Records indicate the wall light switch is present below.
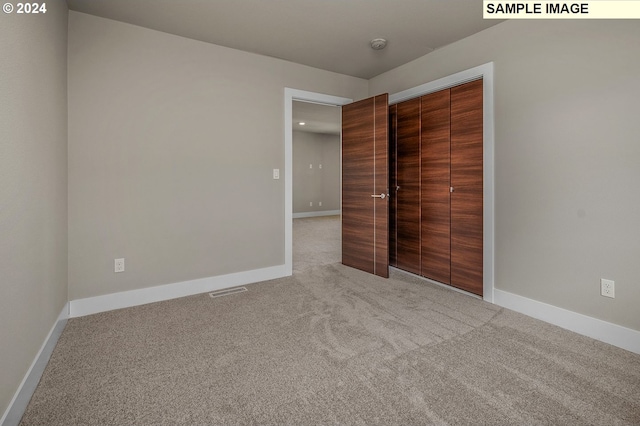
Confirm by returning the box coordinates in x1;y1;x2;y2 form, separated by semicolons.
273;169;280;180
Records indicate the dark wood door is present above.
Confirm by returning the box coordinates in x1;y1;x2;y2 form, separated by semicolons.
421;89;452;284
450;79;483;295
342;94;389;278
395;98;422;275
389;104;398;268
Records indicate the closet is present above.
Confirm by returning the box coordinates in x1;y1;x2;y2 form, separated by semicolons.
389;79;483;296
390;98;421;275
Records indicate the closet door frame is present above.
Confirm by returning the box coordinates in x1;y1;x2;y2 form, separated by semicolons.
389;62;495;303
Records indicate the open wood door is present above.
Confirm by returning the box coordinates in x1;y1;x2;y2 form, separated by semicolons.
342;94;389;278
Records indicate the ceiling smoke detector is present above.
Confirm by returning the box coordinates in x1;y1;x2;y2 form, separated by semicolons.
370;38;387;50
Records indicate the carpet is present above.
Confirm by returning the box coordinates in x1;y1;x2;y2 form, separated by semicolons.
19;217;640;425
19;264;640;425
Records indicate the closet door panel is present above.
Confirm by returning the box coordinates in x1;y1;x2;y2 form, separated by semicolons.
421;90;451;284
396;98;421;275
450;79;483;295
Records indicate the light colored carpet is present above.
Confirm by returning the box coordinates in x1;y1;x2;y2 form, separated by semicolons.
293;215;341;272
19;217;640;425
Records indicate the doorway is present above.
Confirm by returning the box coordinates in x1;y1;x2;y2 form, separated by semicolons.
291;100;342;272
284;89;352;276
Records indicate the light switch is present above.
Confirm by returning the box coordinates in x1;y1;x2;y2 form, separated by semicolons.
273;169;280;180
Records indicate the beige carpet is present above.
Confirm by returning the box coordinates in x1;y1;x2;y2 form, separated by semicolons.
19;217;640;425
293;215;341;272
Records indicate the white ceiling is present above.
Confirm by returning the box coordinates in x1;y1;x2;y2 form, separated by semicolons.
293;101;341;136
66;0;501;79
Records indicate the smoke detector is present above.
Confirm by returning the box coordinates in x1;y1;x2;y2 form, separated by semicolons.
370;38;387;50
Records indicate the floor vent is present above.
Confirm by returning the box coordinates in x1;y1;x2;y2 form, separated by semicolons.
209;287;248;298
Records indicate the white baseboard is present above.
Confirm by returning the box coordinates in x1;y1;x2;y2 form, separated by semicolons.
1;303;69;426
69;264;289;318
293;210;340;219
494;289;640;355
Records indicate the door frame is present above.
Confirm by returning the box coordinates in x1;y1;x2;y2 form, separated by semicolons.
284;88;353;276
389;62;495;303
284;62;494;301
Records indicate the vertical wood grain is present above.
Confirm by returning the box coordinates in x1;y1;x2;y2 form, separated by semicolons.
421;89;452;284
450;79;483;296
342;94;389;278
396;98;421;275
374;94;390;278
342;97;375;274
389;104;398;268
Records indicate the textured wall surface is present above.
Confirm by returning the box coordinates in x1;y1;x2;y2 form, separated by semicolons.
293;131;340;213
371;20;640;331
0;2;69;417
68;12;367;300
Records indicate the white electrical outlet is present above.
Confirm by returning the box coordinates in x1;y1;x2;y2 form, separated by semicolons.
115;258;125;273
319;201;322;207
319;164;322;169
309;164;313;169
600;278;614;298
273;169;280;180
309;202;313;207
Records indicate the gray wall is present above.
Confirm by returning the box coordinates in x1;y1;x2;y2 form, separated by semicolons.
293;131;340;214
370;20;640;331
0;1;68;417
68;12;368;300
4;11;638;418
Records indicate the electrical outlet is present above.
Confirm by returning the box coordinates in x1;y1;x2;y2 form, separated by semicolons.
115;258;125;273
319;201;322;207
273;168;280;180
600;278;614;298
309;202;313;207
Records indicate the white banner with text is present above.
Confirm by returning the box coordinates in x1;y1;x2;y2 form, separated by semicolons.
484;1;640;19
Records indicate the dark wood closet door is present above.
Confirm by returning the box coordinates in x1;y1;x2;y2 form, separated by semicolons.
389;104;398;268
450;79;483;295
342;94;389;278
421;89;451;284
395;98;421;275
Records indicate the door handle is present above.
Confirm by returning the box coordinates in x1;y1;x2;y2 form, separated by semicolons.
371;193;386;199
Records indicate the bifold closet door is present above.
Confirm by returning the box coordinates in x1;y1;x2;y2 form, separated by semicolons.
421;89;451;284
450;80;483;295
342;94;389;278
395;98;422;275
